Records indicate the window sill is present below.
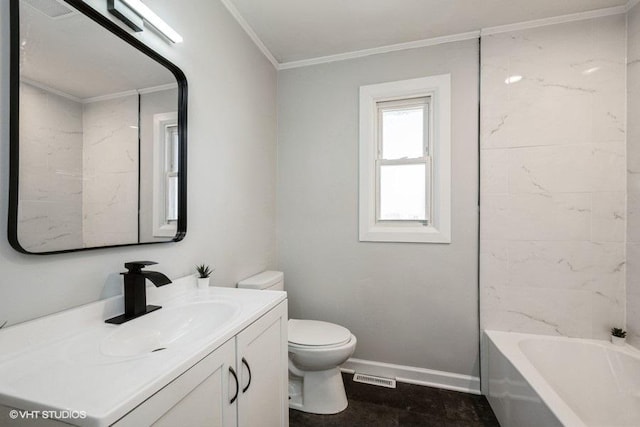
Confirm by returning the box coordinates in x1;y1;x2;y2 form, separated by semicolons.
153;223;177;238
359;224;451;243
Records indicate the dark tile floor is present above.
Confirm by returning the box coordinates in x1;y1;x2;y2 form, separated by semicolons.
289;374;500;427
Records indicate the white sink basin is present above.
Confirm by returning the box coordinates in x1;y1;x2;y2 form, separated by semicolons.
101;301;239;357
0;277;287;427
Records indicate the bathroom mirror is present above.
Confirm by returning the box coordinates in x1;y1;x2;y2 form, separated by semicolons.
8;0;187;254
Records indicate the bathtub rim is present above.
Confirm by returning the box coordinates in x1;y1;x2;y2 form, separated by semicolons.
484;330;640;427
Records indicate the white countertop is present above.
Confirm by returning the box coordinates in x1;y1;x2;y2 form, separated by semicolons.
0;276;286;426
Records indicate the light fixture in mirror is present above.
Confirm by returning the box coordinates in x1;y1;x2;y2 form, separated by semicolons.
8;0;187;254
108;0;184;43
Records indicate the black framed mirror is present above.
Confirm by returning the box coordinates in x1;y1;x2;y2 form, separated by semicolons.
8;0;187;254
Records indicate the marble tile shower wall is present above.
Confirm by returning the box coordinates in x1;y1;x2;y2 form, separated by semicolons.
82;95;139;248
18;88;139;251
18;83;84;252
627;3;640;346
480;15;626;339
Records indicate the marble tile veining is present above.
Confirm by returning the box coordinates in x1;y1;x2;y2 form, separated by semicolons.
18;83;140;251
82;95;139;248
480;14;626;340
18;83;83;251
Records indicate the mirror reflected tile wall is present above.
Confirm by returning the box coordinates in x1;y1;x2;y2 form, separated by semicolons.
82;95;139;248
18;86;140;251
480;14;626;340
19;82;84;251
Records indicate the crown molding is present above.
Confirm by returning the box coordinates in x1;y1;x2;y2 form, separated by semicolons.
218;0;279;69
481;5;626;36
223;2;629;71
20;78;82;103
278;31;480;70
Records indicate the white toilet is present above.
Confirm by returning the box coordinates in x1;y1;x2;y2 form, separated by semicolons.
237;271;357;414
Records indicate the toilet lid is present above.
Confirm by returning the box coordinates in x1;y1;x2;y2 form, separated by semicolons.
288;319;351;347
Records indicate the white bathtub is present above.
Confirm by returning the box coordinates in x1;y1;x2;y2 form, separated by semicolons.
484;330;640;427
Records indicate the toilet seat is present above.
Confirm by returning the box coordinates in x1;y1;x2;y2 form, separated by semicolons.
288;319;351;347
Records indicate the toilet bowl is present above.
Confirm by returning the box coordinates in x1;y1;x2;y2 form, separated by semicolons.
288;319;357;414
237;271;357;414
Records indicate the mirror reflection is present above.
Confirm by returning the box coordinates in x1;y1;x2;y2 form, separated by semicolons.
13;0;186;253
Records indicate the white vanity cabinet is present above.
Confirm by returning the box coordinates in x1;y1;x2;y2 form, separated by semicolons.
113;301;288;427
112;339;236;427
236;300;288;427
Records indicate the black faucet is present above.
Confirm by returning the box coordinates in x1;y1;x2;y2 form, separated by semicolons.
105;261;172;325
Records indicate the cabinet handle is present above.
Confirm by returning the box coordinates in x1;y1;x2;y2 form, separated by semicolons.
241;357;252;393
229;366;239;404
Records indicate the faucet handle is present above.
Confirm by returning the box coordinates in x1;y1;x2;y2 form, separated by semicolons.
124;261;158;273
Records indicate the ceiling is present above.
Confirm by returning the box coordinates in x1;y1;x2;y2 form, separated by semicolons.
21;0;175;99
226;0;628;65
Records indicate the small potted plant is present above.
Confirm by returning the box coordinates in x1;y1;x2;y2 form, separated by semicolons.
196;264;213;289
611;327;627;346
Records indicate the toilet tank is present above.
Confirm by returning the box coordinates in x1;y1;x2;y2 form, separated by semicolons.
237;271;284;291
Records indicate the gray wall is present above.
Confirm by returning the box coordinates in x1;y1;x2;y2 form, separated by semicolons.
277;40;480;377
0;0;277;325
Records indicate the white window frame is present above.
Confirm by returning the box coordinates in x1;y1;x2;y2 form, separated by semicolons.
152;112;178;238
359;75;451;243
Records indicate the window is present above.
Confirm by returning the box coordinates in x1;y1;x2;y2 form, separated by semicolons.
377;97;430;223
359;75;451;243
152;112;178;237
165;124;179;223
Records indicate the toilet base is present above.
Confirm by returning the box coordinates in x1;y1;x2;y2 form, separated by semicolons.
288;367;348;414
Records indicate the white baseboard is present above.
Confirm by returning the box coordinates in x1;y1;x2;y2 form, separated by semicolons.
341;358;481;395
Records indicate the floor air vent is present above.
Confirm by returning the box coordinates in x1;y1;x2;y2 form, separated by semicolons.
353;373;396;388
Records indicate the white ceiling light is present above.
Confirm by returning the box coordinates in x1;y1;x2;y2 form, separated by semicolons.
108;0;183;44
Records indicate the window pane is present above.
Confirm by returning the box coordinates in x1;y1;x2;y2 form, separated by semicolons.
381;107;424;159
166;176;178;222
167;125;179;173
379;164;426;221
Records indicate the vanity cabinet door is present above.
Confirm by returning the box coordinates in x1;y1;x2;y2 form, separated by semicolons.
112;339;237;427
236;301;288;427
